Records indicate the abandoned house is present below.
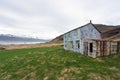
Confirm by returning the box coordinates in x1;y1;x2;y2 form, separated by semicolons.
64;22;120;58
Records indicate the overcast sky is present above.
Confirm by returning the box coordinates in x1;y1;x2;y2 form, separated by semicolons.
0;0;120;39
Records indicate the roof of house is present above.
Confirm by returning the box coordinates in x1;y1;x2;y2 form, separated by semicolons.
64;23;120;34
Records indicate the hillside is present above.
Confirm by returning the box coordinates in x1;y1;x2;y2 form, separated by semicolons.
51;34;63;43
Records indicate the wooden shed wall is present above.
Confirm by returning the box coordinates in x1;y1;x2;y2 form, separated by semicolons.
83;39;120;58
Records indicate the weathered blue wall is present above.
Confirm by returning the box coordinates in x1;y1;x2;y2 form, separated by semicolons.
80;24;101;39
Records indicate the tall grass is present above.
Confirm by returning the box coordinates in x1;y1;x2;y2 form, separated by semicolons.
0;46;120;80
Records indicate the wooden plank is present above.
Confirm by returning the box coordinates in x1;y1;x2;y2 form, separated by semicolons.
100;41;103;56
84;42;88;56
103;41;107;55
96;41;98;56
117;42;120;53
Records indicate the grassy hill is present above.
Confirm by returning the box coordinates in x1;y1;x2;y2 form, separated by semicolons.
0;46;120;80
50;35;63;43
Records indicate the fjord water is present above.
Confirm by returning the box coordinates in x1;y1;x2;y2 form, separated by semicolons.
0;41;46;45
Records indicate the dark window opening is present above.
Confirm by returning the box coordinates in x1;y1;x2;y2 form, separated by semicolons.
90;43;93;52
78;43;80;48
72;42;73;49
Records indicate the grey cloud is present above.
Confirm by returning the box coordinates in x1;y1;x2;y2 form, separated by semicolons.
0;0;120;39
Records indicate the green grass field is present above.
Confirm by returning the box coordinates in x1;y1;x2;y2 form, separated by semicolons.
0;46;120;80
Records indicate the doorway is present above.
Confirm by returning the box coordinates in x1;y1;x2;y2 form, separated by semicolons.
89;43;93;53
84;42;88;55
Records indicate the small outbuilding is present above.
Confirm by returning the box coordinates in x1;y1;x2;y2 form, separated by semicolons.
64;22;120;58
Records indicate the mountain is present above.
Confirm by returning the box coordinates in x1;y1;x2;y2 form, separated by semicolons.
0;34;49;42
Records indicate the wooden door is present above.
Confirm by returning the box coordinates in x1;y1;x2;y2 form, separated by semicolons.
84;42;88;55
100;41;107;56
103;41;107;55
100;41;103;56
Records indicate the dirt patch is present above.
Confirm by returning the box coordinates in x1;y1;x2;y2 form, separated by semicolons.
117;73;120;76
61;68;70;75
109;67;119;71
16;68;25;75
27;65;36;70
88;73;102;80
49;62;63;67
61;67;81;75
20;72;36;80
30;72;36;80
59;67;82;80
69;67;81;74
43;76;49;80
3;74;12;80
33;52;46;55
0;72;11;80
103;75;111;80
0;72;7;77
96;58;104;62
57;77;65;80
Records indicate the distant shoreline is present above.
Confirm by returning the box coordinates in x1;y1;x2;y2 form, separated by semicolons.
0;41;47;46
0;42;63;50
